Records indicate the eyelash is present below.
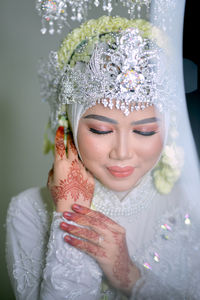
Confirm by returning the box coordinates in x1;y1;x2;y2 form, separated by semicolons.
133;130;157;136
89;128;113;135
89;128;157;136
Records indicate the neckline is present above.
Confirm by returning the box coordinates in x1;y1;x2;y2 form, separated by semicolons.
92;172;157;217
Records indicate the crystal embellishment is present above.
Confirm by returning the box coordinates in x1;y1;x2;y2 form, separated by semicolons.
36;0;151;34
161;224;172;231
143;262;152;270
39;18;174;130
117;69;145;93
36;0;68;34
153;252;160;263
184;214;191;225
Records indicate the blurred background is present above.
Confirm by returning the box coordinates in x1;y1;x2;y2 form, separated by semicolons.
0;0;199;298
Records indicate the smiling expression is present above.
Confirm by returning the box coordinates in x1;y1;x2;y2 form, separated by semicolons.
77;103;165;192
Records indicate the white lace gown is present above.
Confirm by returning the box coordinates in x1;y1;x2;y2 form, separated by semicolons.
6;174;200;300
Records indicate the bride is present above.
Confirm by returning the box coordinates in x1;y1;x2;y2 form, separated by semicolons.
6;1;200;299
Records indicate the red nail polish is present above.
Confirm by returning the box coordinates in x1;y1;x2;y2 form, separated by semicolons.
60;222;68;229
58;126;64;133
56;126;64;138
72;204;81;210
63;212;73;219
64;235;72;242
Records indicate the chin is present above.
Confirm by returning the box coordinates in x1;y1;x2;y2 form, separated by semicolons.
99;177;140;192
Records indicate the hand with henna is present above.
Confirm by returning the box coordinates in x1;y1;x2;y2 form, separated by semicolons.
60;204;141;295
47;126;94;212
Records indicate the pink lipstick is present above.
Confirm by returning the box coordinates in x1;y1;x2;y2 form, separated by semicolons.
107;166;134;178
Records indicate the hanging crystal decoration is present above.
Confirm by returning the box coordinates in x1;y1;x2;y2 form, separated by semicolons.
36;0;151;34
36;0;68;34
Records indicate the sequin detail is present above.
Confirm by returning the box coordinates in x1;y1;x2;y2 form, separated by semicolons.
143;262;152;270
184;214;191;225
153;252;160;263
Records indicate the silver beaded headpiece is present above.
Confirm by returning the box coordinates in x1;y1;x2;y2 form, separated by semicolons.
39;17;173;129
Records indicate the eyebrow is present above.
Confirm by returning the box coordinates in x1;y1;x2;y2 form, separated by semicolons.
83;114;160;125
131;117;160;125
83;114;118;124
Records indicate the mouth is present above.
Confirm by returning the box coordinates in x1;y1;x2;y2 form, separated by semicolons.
107;166;135;178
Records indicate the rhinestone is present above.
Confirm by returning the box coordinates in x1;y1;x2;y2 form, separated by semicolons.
49;28;55;35
143;262;152;270
41;27;47;34
184;214;191;225
162;234;169;240
153;252;160;263
102;99;108;107
161;224;172;231
118;69;144;93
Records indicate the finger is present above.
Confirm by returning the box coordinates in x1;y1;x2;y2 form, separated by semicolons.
67;133;78;160
60;222;99;244
64;235;107;259
54;126;67;161
72;204;122;232
63;212;108;232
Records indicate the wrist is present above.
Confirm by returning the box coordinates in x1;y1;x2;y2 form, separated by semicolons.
121;264;141;296
55;199;73;213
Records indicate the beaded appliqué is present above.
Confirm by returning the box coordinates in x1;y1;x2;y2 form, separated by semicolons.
131;208;196;295
91;173;157;220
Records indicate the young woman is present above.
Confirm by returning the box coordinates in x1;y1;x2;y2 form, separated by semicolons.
6;6;200;300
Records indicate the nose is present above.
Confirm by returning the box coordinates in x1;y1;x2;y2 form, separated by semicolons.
109;132;133;161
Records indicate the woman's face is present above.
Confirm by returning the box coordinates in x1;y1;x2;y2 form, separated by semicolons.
77;103;165;192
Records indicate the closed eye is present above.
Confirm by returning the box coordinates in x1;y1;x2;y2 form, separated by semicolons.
133;130;157;136
89;128;113;135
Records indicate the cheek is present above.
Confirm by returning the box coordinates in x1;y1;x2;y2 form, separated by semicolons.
78;128;108;163
137;135;163;164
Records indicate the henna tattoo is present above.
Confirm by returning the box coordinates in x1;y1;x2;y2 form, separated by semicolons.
112;231;133;288
55;126;65;159
72;205;116;226
51;159;94;203
64;212;108;230
84;242;107;258
61;222;99;242
65;235;107;258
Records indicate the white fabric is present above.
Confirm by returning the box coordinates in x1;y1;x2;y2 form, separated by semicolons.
5;175;200;299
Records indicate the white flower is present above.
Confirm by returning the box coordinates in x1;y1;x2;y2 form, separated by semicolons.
162;144;184;169
153;143;184;194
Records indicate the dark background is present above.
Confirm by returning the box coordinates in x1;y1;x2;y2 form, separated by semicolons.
184;0;200;157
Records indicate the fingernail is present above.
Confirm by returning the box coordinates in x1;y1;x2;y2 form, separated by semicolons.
58;126;64;132
64;235;72;242
72;204;81;210
60;222;68;229
63;212;73;219
56;126;64;138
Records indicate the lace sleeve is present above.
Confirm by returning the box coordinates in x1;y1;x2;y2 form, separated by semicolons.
6;188;103;300
6;189;51;300
40;212;103;300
